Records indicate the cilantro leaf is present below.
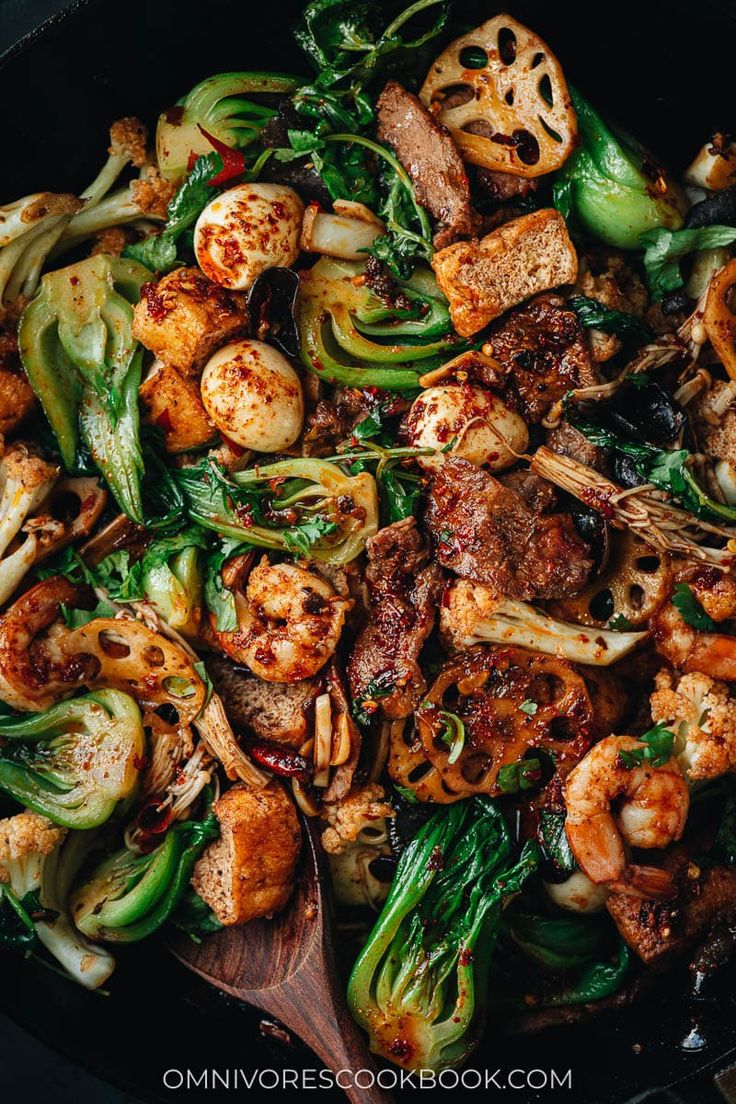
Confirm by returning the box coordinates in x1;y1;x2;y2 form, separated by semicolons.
124;152;223;272
608;613;634;631
282;516;338;557
60;597;117;629
619;721;674;769
497;756;543;794
672;583;716;632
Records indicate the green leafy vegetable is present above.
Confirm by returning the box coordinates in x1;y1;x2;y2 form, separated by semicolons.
553;88;685;250
519;699;538;716
176;456;378;564
203;537;249;633
640;224;736;300
672;583;716;632
156;72;301;182
139;525;209;635
171;888;224;943
608;613;634;631
347;797;538;1071
505;908;608;970
568;296;653;344
0;691;145;829
541;941;630;1006
124;153;221;271
18;255;152;522
619;721;674;769
70;794;219;943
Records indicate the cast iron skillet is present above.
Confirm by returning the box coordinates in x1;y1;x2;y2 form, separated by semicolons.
2;1;736;1100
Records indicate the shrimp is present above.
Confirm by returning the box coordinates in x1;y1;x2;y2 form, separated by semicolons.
565;735;689;898
651;601;736;680
221;558;352;683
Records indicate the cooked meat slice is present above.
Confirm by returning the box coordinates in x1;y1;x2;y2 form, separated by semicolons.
207;655;319;747
607;850;736;966
132;266;247;377
475;168;539;204
347;517;444;720
425;457;591;600
546;420;608;472
484;293;599;423
138;359;215;453
0;334;34;434
497;469;558;514
192;781;301;925
376;80;476;248
432;209;578;337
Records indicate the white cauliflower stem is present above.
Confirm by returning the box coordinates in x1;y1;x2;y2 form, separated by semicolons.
0;443;59;604
440;579;647;666
0;810;115;989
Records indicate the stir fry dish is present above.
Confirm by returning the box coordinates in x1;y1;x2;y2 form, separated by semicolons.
4;0;736;1074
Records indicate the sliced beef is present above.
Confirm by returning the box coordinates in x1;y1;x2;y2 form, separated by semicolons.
475;167;539;204
425;458;591;600
482;293;599;423
497;469;558;514
546;420;608;472
303;386;412;455
607;848;736;966
376;79;476;248
347;517;444;720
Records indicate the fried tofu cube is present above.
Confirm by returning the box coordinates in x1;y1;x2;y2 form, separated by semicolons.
132;266;246;376
431;208;579;337
192;782;301;925
138;359;215;453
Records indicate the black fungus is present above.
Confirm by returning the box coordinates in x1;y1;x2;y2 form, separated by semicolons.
660;289;694;316
386;790;433;856
610;451;648;489
367;855;397;882
570;501;610;574
605;379;686;445
247;268;300;358
686;186;736;229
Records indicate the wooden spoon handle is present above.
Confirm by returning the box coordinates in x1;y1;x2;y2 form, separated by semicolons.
260;988;392;1104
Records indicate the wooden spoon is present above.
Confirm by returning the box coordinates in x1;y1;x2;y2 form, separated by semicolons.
168;819;393;1104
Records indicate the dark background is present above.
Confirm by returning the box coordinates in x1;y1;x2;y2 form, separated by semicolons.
2;1;736;1102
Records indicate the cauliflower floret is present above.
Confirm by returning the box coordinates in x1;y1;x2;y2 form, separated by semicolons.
650;669;736;780
321;784;394;855
0;810;66;890
108;117;148;168
130;166;177;220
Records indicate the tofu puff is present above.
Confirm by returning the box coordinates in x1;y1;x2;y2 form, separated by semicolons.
192;782;301;925
132;266;247;377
